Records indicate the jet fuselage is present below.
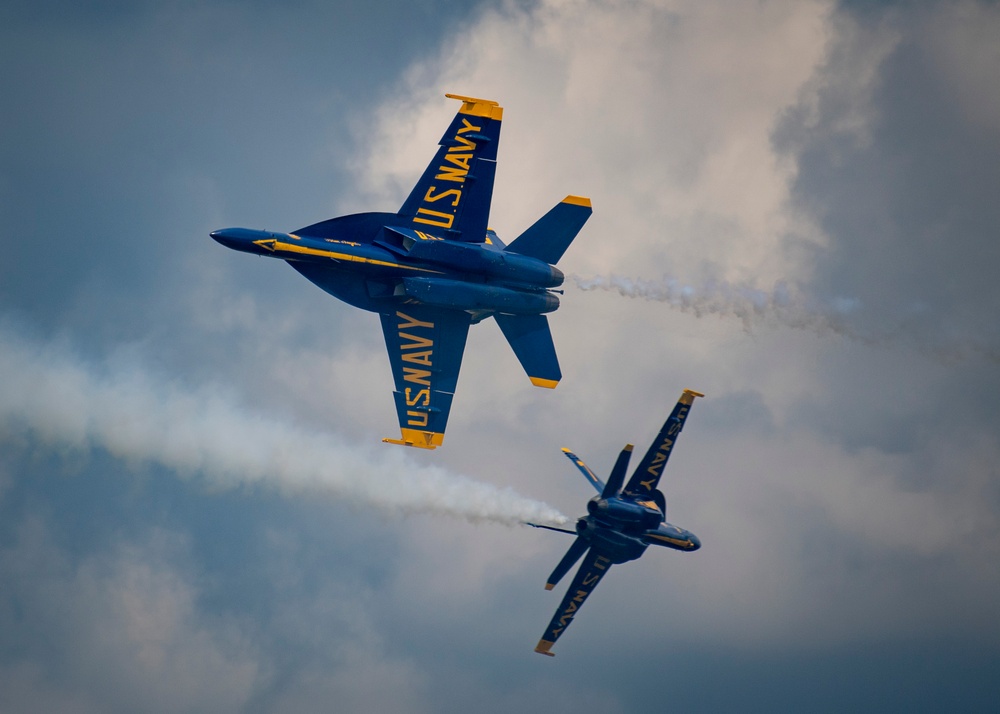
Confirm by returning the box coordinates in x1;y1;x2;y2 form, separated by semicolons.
210;223;564;316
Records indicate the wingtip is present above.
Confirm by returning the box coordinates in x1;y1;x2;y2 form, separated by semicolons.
680;389;705;405
382;437;438;450
544;583;555;591
562;195;592;208
534;640;556;656
530;376;560;389
445;93;503;120
382;429;444;450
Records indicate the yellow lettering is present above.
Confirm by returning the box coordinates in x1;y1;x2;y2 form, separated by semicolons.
456;118;482;134
406;410;429;427
405;388;430;407
423;186;462;206
581;572;600;587
447;135;476;151
398;332;433;350
414;207;455;229
639;478;655;491
595;556;611;570
396;311;434;331
403;367;431;386
434;164;468;183
442;153;472;172
402;350;433;366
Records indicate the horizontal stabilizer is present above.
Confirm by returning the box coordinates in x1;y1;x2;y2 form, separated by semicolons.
506;196;592;265
545;537;589;591
494;313;561;388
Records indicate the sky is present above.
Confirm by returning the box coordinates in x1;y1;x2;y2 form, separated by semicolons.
1;0;999;711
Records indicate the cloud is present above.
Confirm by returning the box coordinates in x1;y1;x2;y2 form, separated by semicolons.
0;322;566;527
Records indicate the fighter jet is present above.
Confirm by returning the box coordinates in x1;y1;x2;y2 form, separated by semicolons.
212;94;591;449
531;389;704;656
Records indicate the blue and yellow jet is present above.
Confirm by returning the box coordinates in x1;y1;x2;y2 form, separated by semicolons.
531;389;704;656
211;95;592;449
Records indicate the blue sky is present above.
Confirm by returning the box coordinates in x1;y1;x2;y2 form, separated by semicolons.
2;1;999;711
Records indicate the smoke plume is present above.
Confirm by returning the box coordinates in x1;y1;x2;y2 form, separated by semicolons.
571;273;1000;363
0;325;567;527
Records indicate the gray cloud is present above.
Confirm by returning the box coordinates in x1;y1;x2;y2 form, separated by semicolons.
0;323;565;526
3;0;1000;710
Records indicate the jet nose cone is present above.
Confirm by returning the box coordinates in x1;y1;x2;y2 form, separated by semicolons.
210;228;233;245
687;533;702;551
210;227;255;249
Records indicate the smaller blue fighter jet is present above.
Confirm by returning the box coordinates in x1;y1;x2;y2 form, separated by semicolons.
531;389;704;656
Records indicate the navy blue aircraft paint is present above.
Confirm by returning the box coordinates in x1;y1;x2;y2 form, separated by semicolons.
531;389;704;656
212;95;591;449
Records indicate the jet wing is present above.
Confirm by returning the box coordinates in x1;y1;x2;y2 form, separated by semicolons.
622;389;704;500
379;305;472;449
397;94;503;243
535;547;614;656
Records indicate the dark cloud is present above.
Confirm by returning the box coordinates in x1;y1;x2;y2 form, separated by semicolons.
776;2;1000;359
3;0;1000;711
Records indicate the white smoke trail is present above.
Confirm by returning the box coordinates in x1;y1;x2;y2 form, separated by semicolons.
572;273;859;335
0;326;567;527
571;273;1000;363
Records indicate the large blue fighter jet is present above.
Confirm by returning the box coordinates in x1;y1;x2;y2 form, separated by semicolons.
531;389;704;656
211;94;591;449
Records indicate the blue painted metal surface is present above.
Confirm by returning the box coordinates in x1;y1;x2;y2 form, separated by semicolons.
532;389;704;657
211;95;592;448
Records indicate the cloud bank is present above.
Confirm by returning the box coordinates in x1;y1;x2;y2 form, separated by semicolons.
0;323;566;528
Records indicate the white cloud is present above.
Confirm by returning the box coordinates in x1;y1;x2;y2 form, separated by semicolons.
355;0;834;286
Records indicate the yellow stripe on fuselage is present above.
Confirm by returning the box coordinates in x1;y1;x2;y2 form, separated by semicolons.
646;533;694;548
272;238;442;273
